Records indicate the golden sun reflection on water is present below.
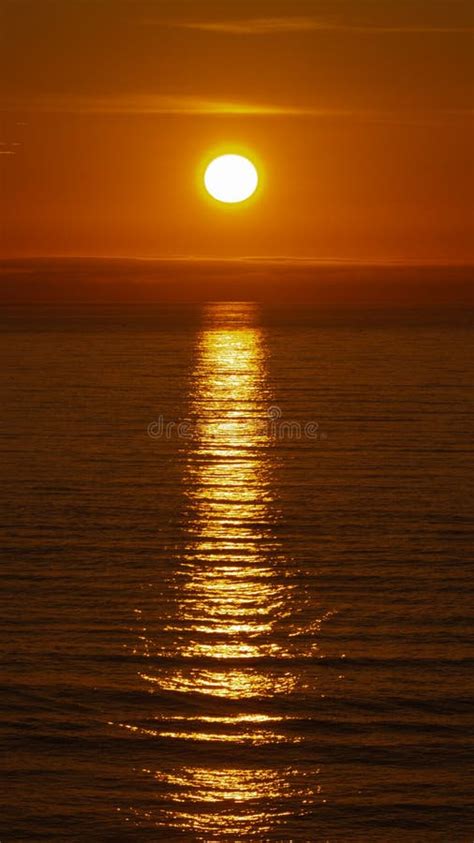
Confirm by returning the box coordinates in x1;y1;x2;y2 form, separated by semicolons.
124;766;319;838
122;304;327;837
141;304;301;699
139;667;297;701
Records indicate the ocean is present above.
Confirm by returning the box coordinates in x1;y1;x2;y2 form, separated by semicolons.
1;299;472;841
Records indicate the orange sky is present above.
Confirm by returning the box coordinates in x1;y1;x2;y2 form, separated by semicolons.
1;0;473;262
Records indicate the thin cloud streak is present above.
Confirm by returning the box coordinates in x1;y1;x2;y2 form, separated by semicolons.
1;94;303;116
1;94;307;116
145;16;473;35
2;95;472;126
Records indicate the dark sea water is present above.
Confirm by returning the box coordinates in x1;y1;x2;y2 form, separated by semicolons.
1;301;473;842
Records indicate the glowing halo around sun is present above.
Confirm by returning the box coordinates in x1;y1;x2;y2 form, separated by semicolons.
204;154;259;203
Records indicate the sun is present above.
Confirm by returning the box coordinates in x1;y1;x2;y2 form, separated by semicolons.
204;154;259;204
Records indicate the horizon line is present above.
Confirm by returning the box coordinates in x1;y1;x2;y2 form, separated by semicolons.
1;255;473;268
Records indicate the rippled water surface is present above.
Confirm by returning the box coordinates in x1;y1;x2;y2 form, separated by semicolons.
1;302;472;841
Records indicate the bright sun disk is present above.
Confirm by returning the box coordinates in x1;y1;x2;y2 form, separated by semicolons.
204;154;258;204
